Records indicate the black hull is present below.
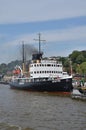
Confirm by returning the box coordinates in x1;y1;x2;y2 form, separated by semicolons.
9;78;73;93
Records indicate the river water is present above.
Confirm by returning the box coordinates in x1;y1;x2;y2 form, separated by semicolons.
0;84;86;130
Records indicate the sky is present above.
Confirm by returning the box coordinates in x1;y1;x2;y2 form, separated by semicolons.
0;0;86;64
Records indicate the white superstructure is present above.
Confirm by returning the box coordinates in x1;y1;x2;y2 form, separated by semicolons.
29;58;64;79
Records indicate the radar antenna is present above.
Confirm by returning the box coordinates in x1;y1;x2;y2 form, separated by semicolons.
34;33;46;53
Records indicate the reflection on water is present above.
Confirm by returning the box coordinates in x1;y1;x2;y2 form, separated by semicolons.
0;84;86;130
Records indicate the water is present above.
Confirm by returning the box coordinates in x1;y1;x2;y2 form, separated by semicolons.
0;84;86;130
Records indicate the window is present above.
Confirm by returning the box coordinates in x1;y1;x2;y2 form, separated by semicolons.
30;64;33;67
47;64;51;66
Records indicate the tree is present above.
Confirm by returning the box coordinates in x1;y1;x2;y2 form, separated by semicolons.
69;50;80;63
76;54;85;64
80;62;86;74
0;63;7;74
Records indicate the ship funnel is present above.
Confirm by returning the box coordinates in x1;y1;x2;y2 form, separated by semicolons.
32;53;43;61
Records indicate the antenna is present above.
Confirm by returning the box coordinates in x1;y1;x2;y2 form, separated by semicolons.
34;33;46;53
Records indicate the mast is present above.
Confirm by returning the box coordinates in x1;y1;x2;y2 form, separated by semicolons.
34;33;46;53
39;33;41;53
22;42;24;64
22;41;25;74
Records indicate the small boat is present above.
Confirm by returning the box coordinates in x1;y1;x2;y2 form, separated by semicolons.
71;89;86;100
9;34;73;94
78;87;86;94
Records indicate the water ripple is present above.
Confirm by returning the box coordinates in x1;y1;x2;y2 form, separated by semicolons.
0;85;86;130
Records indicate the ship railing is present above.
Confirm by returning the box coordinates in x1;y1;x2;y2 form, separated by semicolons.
11;77;49;83
48;75;61;82
11;77;31;83
11;76;62;84
41;60;57;63
41;60;62;64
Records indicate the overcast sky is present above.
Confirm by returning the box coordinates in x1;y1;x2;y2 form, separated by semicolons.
0;0;86;63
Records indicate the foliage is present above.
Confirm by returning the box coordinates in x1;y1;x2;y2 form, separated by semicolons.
0;63;8;74
69;50;80;63
80;62;86;74
69;50;86;74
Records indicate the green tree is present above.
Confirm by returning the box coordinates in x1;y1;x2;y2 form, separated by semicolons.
80;62;86;74
69;50;80;63
0;63;7;74
76;54;85;64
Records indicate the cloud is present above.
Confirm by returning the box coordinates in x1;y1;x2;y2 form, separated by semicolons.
5;25;86;45
0;24;86;63
0;0;86;24
43;26;86;42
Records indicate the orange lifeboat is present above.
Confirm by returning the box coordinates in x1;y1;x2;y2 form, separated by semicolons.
13;69;21;74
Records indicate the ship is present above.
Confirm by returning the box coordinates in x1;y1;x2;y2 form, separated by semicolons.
9;34;73;94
